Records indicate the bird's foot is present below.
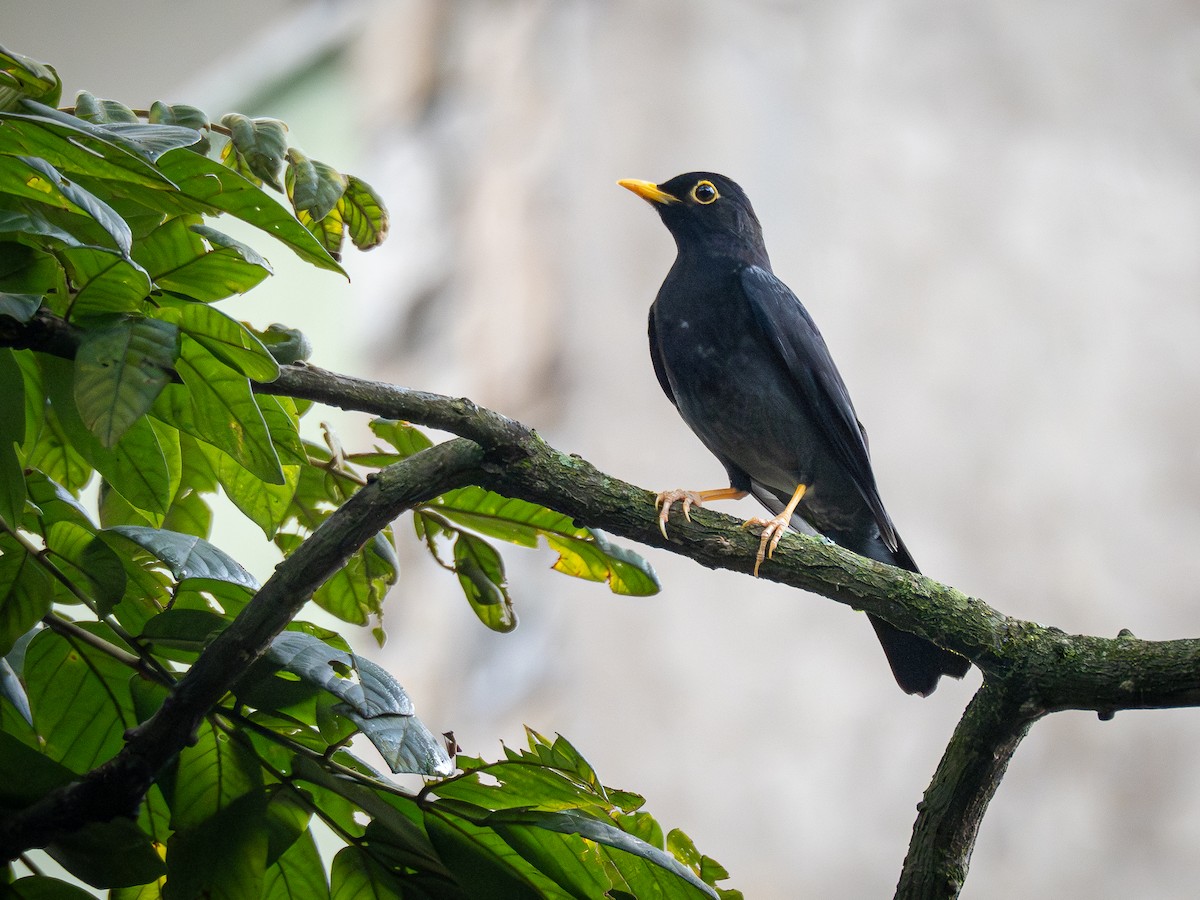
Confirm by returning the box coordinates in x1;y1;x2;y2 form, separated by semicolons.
654;489;705;538
741;513;791;577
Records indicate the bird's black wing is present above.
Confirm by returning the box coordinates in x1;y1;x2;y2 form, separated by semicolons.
739;265;898;550
647;307;677;408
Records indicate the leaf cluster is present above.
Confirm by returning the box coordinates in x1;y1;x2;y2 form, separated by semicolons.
0;48;734;899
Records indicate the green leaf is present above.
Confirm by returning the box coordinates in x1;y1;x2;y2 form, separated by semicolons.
221;114;289;190
24;626;138;772
45;818;166;889
285;148;347;222
22;102;201;163
5;876;99;900
102;525;260;592
428;486;660;596
173;335;284;484
339;177;388;251
74;316;177;447
0;535;53;657
25;406;93;495
0;291;42;322
169;719;264;830
367;418;433;459
0;348;27;524
265;632;453;776
423;813;547;900
0;156;133;254
491;811;717;899
263;828;329;900
297;205;345;262
133;216;271;303
41;353;175;520
165;791;268;900
313;547;389;626
0;108;174;188
155;147;344;275
44;520;127;612
155;298;278;381
74;91;139;125
56;245;151;316
0;47;62;110
202;441;298;538
255;323;312;365
148;101;210;154
329;845;403;900
453;531;516;633
0;241;61;302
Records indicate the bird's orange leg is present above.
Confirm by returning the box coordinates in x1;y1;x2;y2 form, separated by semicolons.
742;483;808;577
655;487;748;538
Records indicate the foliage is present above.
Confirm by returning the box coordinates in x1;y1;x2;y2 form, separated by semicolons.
0;47;735;899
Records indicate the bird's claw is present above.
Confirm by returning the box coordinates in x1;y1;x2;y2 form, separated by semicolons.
655;489;704;539
742;515;789;577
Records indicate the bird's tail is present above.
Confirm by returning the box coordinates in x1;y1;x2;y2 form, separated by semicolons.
867;534;970;697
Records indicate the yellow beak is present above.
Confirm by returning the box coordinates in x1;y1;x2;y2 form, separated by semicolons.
617;179;679;205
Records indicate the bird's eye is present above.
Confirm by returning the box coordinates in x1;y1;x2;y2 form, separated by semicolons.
691;180;719;204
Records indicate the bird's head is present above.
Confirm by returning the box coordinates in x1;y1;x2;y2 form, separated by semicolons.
618;172;769;266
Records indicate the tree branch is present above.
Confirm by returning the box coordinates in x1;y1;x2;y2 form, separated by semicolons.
260;362;1200;714
895;680;1038;899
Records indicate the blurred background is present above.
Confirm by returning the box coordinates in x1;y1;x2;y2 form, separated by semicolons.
10;1;1200;896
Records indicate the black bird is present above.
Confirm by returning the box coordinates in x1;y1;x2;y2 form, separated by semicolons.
619;172;969;696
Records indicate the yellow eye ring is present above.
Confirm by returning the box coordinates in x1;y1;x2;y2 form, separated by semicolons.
691;180;719;204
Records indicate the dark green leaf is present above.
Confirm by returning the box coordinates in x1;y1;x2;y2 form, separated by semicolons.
221;114;289;190
423;813;546;900
165;791;268;900
490;811;716;899
0;347;26;524
45;520;127;612
74;92;138;125
0;535;52;657
453;532;516;633
45;818;165;888
74;316;177;446
330;845;403;900
102;525;260;592
0;241;61;302
255;323;312;365
148;101;210;154
265;632;452;776
264;829;329;900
